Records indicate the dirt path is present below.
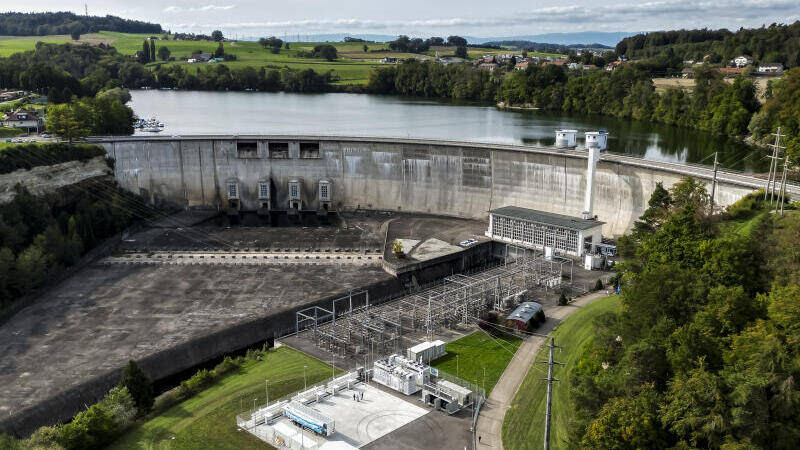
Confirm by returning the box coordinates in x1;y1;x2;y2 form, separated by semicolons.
475;291;611;449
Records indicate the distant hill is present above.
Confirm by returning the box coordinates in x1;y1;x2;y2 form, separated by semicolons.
482;40;613;53
0;12;162;36
239;31;635;47
469;32;638;47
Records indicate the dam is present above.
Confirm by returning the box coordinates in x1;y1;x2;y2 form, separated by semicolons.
1;135;788;437
98;135;770;236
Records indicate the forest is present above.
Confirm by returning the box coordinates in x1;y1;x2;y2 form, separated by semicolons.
567;180;800;448
0;12;162;36
366;61;772;142
0;144;153;312
616;21;800;68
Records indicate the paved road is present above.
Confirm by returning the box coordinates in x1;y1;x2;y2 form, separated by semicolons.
475;291;611;449
103;249;383;266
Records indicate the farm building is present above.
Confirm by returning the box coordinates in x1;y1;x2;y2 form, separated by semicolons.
505;302;545;331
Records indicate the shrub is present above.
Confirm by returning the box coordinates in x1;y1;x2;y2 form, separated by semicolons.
535;309;546;323
58;404;116;450
177;369;215;399
98;386;137;429
559;292;569;305
212;356;241;377
726;188;769;219
594;279;604;291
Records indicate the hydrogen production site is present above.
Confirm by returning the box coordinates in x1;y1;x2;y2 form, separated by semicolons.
0;132;773;442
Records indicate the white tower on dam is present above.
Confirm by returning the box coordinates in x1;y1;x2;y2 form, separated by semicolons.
582;146;600;220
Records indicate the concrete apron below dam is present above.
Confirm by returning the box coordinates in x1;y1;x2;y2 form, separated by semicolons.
0;212;489;437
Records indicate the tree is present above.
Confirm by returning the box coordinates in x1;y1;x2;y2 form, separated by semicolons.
392;239;404;258
211;30;223;42
446;35;467;47
149;39;155;62
118;360;154;413
284;42;290;49
363;44;368;53
263;36;283;54
315;44;337;61
158;45;172;61
46;103;91;142
70;30;80;40
214;42;224;58
582;384;668;449
455;46;467;59
140;39;150;63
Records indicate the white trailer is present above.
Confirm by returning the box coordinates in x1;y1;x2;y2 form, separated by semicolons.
283;401;335;437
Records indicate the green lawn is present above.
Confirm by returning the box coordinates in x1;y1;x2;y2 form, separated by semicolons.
430;331;522;395
110;346;339;450
502;295;621;450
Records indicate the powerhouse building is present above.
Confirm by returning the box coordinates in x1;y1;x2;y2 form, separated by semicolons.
486;206;604;257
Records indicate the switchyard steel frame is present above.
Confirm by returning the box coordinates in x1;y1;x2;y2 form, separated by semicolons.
295;247;568;358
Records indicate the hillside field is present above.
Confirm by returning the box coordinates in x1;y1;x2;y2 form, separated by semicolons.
0;32;563;84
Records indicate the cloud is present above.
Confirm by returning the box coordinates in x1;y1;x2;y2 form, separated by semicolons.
163;0;800;34
163;4;235;13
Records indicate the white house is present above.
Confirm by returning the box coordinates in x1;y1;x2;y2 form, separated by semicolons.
2;109;42;133
732;55;753;68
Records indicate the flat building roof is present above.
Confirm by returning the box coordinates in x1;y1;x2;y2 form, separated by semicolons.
489;206;604;231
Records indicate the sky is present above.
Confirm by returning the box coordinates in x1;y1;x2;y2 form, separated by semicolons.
11;0;800;38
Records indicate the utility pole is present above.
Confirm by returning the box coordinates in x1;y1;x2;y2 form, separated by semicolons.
539;338;563;450
765;127;785;203
710;151;718;213
777;155;789;215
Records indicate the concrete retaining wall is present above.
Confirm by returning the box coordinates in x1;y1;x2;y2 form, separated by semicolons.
100;136;757;236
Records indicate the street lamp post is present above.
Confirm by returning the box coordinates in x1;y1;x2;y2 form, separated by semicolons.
265;379;269;405
456;354;459;378
303;365;307;389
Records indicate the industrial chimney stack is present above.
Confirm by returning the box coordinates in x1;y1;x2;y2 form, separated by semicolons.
582;146;600;220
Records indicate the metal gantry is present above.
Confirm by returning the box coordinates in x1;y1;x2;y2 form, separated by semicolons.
294;249;566;357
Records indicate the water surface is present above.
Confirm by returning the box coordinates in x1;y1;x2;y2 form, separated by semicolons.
130;90;767;172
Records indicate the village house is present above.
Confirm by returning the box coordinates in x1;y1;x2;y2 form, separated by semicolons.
188;52;213;63
757;63;784;75
732;55;753;68
681;67;694;78
2;109;43;133
514;60;530;70
719;67;745;77
479;62;499;71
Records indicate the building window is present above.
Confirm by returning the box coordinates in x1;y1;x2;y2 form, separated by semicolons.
258;182;269;199
227;182;238;199
290;183;299;199
268;142;289;159
236;141;259;158
300;142;320;158
320;183;329;200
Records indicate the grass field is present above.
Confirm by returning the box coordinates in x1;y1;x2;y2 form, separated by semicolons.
430;331;522;395
0;32;565;85
502;295;621;450
110;346;339;450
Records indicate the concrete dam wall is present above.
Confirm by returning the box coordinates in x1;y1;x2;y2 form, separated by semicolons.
100;136;758;236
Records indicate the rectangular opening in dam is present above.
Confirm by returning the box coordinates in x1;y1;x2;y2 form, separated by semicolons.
236;141;259;158
268;142;289;159
299;141;320;159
